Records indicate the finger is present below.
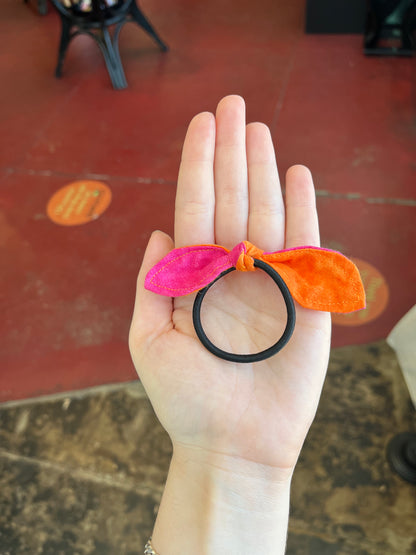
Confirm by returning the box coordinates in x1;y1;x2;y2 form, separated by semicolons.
129;231;174;350
175;112;216;248
246;122;285;252
214;95;248;249
284;165;320;248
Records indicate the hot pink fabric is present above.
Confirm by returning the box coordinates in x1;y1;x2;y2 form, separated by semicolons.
145;243;246;297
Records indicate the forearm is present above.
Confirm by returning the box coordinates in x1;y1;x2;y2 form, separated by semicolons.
151;444;292;555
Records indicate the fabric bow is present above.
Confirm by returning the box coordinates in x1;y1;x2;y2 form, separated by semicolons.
145;241;366;313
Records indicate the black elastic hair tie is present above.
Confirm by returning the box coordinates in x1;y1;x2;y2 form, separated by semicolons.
192;258;296;363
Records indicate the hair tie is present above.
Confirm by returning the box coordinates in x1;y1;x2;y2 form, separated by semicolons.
145;241;366;363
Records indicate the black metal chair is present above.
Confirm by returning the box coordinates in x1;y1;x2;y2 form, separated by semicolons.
364;0;416;56
50;0;168;89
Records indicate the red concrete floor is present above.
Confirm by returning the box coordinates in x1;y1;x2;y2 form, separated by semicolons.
1;0;415;402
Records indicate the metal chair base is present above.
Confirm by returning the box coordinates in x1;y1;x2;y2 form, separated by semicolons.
52;0;168;89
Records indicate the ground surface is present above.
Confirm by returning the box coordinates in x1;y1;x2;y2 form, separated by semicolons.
1;341;415;554
1;0;415;401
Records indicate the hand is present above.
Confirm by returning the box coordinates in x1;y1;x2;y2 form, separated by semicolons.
129;95;331;477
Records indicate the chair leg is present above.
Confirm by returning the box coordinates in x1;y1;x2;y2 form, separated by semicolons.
98;26;128;89
129;0;168;51
38;0;48;15
23;0;48;14
402;2;416;51
55;15;72;78
113;22;127;85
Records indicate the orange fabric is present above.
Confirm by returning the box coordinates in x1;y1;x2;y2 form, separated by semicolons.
239;241;365;313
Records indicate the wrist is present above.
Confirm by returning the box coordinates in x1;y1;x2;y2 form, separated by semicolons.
151;443;292;555
172;442;294;495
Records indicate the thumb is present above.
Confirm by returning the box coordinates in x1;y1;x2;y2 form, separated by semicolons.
129;230;174;353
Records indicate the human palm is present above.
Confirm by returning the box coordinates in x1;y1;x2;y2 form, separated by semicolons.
129;96;331;475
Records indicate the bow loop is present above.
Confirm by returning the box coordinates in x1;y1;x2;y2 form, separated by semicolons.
261;246;365;313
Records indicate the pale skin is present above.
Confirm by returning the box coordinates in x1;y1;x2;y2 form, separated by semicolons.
129;95;331;554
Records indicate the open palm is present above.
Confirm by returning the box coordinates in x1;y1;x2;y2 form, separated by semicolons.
129;95;331;476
